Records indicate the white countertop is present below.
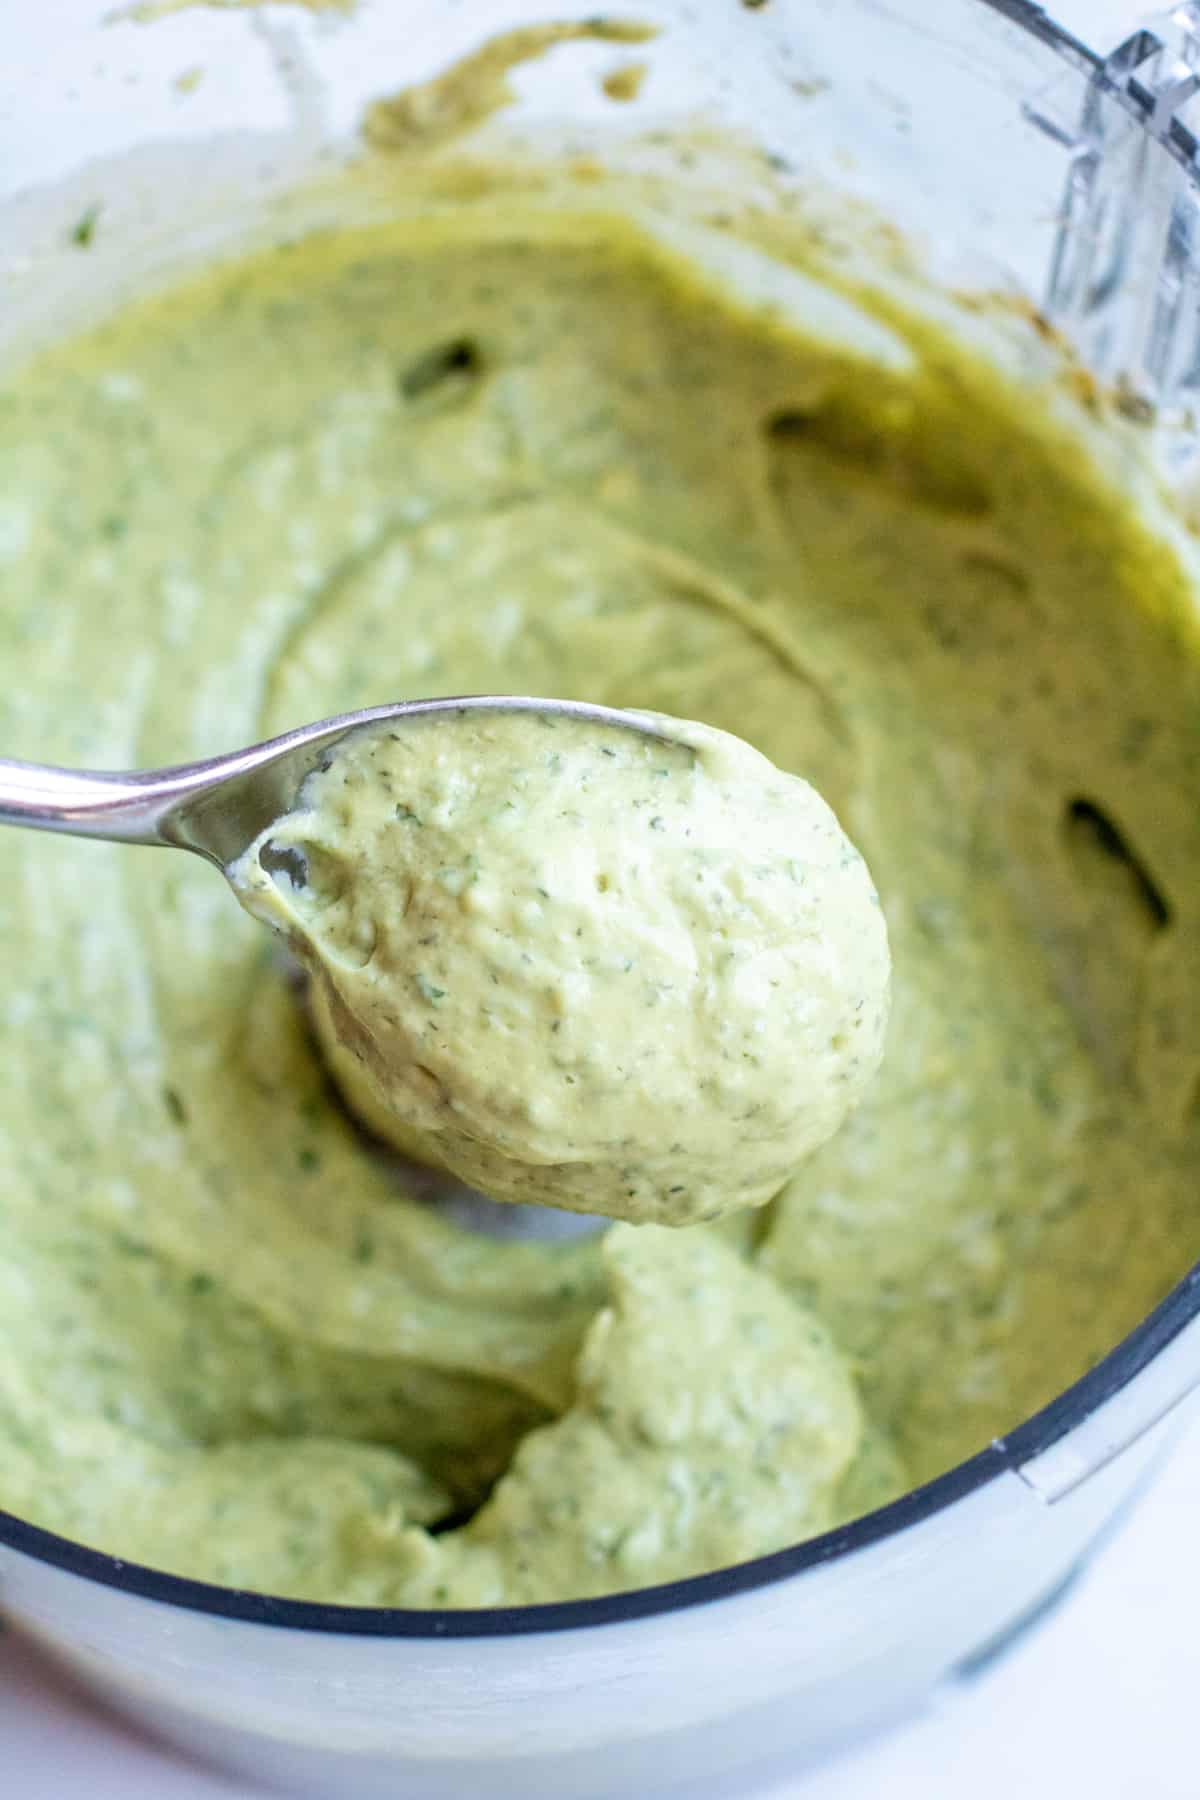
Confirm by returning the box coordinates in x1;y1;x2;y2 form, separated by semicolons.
5;1;1190;1795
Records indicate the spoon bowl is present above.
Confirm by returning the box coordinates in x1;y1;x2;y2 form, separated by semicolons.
0;697;670;869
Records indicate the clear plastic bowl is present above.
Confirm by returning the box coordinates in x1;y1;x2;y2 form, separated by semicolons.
2;4;1199;1795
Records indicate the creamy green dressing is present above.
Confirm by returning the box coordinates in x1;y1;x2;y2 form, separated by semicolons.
230;709;889;1226
1;169;1199;1604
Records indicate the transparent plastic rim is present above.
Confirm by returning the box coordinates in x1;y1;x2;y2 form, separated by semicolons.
1;0;1198;1640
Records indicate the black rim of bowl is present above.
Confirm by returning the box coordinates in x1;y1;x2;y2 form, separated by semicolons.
1;1260;1196;1638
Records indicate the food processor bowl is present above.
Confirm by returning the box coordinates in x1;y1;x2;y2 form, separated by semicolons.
2;2;1200;1795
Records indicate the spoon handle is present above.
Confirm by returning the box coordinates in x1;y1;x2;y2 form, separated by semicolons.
0;757;180;846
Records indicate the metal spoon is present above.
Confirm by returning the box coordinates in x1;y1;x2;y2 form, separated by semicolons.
0;696;667;869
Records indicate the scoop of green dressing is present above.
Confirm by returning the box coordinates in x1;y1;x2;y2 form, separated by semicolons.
231;708;891;1224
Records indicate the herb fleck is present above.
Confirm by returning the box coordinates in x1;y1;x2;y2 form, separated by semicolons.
71;205;101;248
162;1086;188;1126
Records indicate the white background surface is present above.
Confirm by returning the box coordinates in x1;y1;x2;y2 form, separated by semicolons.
3;0;1193;1795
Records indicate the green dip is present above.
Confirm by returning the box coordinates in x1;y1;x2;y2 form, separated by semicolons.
0;163;1198;1605
230;708;890;1226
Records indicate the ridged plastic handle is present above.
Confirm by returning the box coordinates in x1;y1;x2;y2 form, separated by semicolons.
1026;3;1200;418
